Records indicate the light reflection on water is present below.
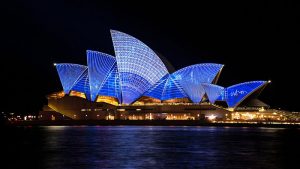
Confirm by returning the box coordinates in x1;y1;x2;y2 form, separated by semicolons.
1;126;299;169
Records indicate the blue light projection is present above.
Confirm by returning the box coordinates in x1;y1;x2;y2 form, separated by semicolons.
119;73;152;104
111;30;169;104
226;81;267;107
143;75;169;100
98;63;121;102
172;64;223;103
144;74;187;100
55;63;87;94
71;68;91;100
202;83;224;103
87;50;116;101
54;30;269;106
162;75;187;100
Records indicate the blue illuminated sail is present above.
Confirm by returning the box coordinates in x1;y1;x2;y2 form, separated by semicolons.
226;81;267;108
71;68;91;100
87;50;116;101
162;75;187;100
202;83;224;103
144;74;187;100
55;63;87;94
111;30;169;104
172;64;223;103
143;75;169;100
98;63;121;102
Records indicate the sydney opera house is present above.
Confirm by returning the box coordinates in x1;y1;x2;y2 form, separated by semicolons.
40;30;286;122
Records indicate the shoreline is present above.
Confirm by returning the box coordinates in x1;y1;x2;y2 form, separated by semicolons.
5;120;300;128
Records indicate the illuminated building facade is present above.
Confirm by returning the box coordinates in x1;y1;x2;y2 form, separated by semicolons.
41;30;283;122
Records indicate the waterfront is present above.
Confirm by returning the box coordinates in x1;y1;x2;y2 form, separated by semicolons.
1;126;299;169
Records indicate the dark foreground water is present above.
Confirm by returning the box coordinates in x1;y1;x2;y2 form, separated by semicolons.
1;126;299;169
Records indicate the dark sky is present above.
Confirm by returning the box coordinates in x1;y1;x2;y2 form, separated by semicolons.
1;0;299;113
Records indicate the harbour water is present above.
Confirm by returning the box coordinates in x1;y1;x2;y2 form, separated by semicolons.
1;126;299;169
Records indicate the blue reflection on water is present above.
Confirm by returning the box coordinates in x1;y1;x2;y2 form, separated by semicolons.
1;126;299;169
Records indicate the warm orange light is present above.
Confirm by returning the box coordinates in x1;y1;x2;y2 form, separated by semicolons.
69;91;86;99
96;96;118;105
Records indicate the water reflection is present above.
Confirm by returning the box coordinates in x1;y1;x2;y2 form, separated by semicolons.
1;126;299;169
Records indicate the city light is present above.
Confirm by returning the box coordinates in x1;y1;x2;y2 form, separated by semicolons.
208;114;216;120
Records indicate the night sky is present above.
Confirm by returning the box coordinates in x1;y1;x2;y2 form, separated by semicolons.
1;0;299;113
